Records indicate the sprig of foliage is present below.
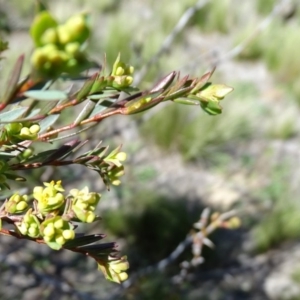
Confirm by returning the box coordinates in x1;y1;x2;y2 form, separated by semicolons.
0;7;233;284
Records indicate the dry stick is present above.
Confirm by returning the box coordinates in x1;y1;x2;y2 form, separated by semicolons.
213;0;288;65
121;209;237;290
181;0;289;72
134;0;210;86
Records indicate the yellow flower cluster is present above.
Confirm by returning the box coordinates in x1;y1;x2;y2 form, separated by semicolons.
6;123;40;141
41;216;75;248
98;256;129;283
104;149;127;186
111;55;134;88
69;187;101;223
31;12;90;76
16;209;40;238
33;180;65;214
5;193;29;214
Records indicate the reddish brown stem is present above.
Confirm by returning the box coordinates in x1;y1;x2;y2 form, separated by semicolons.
38;108;122;141
49;99;79;114
0;228;46;244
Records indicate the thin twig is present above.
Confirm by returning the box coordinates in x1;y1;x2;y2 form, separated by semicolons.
213;0;288;65
181;0;290;72
134;0;210;85
121;209;237;290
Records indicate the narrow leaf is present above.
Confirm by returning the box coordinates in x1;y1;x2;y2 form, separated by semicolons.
73;100;95;126
24;90;68;101
150;71;176;93
89;102;112;117
0;107;28;123
78;242;116;251
173;98;200;105
64;234;106;248
4;173;26;181
1;55;24;108
42;141;81;163
165;86;193;101
39;114;60;133
76;74;97;102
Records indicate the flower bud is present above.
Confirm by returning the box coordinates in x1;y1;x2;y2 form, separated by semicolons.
62;229;75;240
15;201;28;212
31;48;48;69
53;218;64;229
65;42;81;56
43;224;55;237
55;235;66;245
86;211;95;223
19;127;31;137
29;124;40;134
57;25;72;45
41;27;58;45
7;123;22;134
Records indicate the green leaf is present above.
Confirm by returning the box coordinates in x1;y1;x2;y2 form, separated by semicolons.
44;240;62;250
40;100;59;115
122;96;164;115
190;68;216;94
24;108;41;118
88;90;119;100
73;100;95;126
200;99;222;115
150;71;176;93
76;74;97;102
41;141;81;163
1;55;24;109
39;114;60;133
20;149;58;164
0;152;16;158
4;173;26;181
64;234;106;248
198;83;233;100
173;97;200;105
0;182;10;190
165;86;192;101
0;107;28;123
30;11;57;47
89;102;112;117
78;242;116;251
24;90;68;101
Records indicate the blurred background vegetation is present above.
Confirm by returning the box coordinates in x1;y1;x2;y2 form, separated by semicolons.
1;0;300;299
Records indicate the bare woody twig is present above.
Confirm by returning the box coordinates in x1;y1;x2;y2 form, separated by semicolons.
181;0;291;71
120;208;237;290
134;0;210;85
213;0;290;65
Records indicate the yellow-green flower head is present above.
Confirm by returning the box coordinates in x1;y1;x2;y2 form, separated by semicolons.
15;209;41;238
98;256;129;283
107;165;125;186
41;216;75;250
5;193;29;214
111;54;134;88
19;124;40;140
103;147;127;167
5;123;40;141
33;180;65;213
69;187;101;223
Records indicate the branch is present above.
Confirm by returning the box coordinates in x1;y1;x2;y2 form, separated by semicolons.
213;0;289;64
134;0;210;85
120;208;237;290
180;0;290;71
